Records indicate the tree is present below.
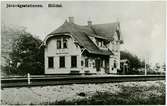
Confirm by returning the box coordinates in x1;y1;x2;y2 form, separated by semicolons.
120;51;145;74
1;25;28;76
8;33;44;75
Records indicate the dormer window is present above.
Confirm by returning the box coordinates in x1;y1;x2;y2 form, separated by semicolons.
57;39;61;49
57;37;68;49
96;39;104;47
63;38;67;48
96;40;99;46
99;41;102;47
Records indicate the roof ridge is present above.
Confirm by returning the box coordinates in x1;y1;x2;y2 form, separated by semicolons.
81;22;118;27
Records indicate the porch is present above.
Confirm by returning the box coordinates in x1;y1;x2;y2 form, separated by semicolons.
81;51;110;74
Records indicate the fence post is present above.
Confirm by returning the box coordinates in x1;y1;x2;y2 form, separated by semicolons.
27;73;31;85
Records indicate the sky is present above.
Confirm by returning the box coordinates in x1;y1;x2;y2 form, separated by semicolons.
1;1;166;65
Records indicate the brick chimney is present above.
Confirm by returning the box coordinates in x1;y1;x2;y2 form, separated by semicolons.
88;20;92;26
68;17;74;23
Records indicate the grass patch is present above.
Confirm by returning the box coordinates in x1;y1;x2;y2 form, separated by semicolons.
43;81;165;105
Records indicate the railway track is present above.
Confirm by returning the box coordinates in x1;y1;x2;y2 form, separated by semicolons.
1;75;165;88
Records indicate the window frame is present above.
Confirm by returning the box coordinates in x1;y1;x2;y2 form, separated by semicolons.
114;60;117;68
81;60;84;66
48;57;54;68
57;39;61;49
71;56;77;68
85;58;89;67
63;38;67;49
59;56;65;68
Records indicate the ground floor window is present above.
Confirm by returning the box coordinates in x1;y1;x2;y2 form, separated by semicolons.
100;59;103;67
114;60;117;68
81;60;84;66
95;59;101;71
85;58;88;67
92;61;95;68
48;57;54;68
60;56;65;68
71;56;77;68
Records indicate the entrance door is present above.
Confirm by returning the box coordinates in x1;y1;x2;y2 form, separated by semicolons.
95;59;100;72
105;59;109;73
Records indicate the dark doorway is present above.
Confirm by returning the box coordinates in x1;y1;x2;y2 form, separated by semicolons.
105;59;109;73
95;59;101;72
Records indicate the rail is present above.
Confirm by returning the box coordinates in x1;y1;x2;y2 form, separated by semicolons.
1;75;165;88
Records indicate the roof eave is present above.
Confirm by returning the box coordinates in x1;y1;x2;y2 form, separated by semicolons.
82;49;112;56
42;32;72;46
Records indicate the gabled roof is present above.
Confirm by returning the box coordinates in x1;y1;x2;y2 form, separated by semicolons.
43;20;123;56
49;21;123;41
89;23;119;40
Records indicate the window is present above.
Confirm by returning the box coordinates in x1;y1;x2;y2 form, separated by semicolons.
99;41;101;47
89;63;91;67
85;58;88;67
63;38;67;48
96;40;99;46
71;56;77;68
57;39;61;49
92;61;95;68
100;60;103;67
57;38;67;49
114;60;117;68
81;60;84;66
100;41;103;47
48;57;54;68
59;56;65;68
96;39;104;47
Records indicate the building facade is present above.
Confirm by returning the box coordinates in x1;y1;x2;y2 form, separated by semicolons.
42;17;123;74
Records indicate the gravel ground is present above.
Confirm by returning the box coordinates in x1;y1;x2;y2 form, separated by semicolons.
1;80;165;105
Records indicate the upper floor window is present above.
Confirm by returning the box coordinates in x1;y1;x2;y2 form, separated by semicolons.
96;39;104;47
57;39;61;49
96;40;99;46
63;38;67;48
99;41;103;47
48;57;54;68
57;38;68;49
